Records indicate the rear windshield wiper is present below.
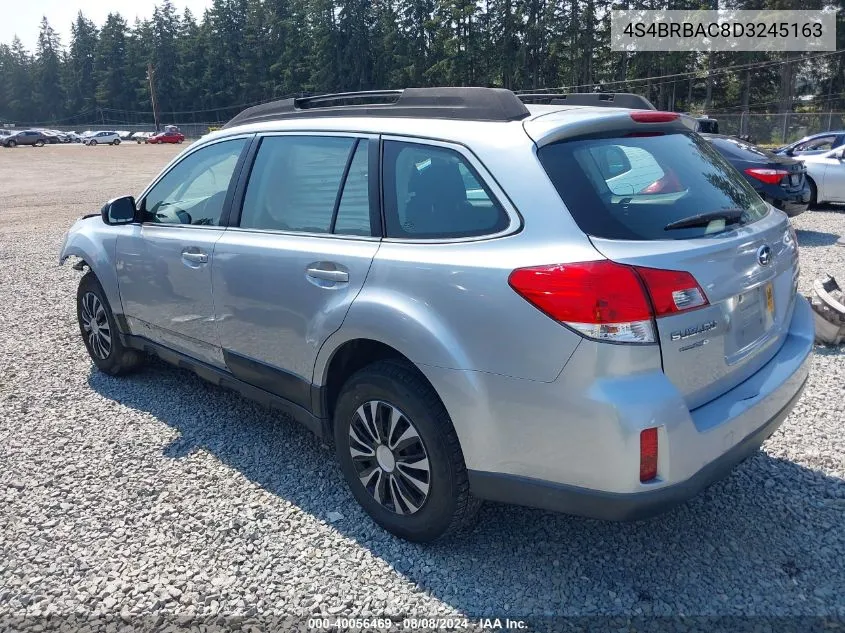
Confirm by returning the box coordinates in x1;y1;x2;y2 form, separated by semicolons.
663;209;746;231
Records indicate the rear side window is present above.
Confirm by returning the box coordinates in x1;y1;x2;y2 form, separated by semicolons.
382;141;508;239
796;136;836;152
538;132;769;240
240;135;372;235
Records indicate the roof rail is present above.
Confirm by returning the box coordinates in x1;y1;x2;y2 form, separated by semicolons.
223;87;531;128
517;92;656;110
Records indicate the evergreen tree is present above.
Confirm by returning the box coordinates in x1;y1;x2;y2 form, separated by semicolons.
151;0;181;117
65;12;98;118
6;38;35;122
95;13;131;113
0;0;843;125
35;18;64;121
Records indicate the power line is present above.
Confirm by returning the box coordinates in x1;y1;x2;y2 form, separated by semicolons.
705;91;845;114
530;49;845;93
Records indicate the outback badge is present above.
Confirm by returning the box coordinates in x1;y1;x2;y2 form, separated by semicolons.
671;320;718;342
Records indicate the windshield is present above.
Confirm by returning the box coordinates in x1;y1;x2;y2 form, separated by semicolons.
537;132;769;240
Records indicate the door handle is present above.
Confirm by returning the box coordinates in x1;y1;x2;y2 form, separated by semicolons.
181;250;208;264
305;266;349;283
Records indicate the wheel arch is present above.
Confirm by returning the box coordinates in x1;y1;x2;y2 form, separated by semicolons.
806;173;820;204
59;225;123;314
318;338;426;424
315;337;488;463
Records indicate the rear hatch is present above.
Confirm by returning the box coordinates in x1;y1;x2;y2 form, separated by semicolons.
530;113;800;410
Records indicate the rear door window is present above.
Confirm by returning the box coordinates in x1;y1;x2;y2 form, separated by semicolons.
333;141;372;236
240;135;372;235
537;132;769;240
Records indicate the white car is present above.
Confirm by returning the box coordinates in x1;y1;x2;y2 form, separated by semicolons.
84;131;122;146
798;147;845;205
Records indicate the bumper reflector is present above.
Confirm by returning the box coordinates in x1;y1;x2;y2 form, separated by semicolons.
640;428;659;482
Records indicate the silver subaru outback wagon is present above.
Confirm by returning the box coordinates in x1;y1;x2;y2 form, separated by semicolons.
60;88;814;542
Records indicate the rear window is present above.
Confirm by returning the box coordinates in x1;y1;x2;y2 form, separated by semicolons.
538;132;769;240
708;136;772;161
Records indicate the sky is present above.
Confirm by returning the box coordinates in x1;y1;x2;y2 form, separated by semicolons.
1;0;214;51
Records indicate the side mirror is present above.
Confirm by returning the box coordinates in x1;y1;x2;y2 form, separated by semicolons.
101;196;137;225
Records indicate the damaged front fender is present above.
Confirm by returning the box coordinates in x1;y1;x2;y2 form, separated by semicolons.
58;215;124;312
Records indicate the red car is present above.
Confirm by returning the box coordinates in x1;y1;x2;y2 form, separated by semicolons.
146;130;185;144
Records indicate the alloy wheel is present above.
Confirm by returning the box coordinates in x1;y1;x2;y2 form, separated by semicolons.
348;400;431;515
80;292;112;359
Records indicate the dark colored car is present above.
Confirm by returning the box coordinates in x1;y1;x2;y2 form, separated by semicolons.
774;131;845;157
146;130;185;144
702;134;810;217
695;117;719;134
1;130;47;148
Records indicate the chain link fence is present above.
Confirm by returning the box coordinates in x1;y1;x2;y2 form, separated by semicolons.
712;112;845;145
7;122;219;140
11;113;845;146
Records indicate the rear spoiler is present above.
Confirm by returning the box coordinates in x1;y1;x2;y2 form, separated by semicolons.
524;109;697;148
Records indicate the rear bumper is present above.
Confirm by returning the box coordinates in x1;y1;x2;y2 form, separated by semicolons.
468;373;807;520
425;296;814;520
764;187;811;217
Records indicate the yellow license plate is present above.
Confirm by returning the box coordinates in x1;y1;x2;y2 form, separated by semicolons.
765;283;775;314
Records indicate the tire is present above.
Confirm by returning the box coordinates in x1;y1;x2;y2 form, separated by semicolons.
34;139;45;147
89;140;98;146
177;139;183;144
112;139;120;145
333;359;481;542
76;272;144;376
6;140;15;148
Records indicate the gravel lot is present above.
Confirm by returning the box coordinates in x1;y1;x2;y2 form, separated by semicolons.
0;144;844;630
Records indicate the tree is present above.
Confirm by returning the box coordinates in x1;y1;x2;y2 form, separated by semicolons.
241;0;271;102
65;12;98;118
95;13;131;113
337;0;374;90
309;0;340;92
151;0;181;116
1;0;843;127
266;0;312;95
176;8;206;112
4;38;35;122
35;18;64;121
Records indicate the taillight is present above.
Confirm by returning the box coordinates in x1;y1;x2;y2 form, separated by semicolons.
744;167;789;185
508;260;709;344
630;111;680;123
508;261;655;343
633;266;708;316
640;428;659;482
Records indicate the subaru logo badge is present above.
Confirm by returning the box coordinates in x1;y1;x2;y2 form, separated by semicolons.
757;244;772;266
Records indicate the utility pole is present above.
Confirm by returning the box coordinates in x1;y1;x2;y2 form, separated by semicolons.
147;64;161;133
